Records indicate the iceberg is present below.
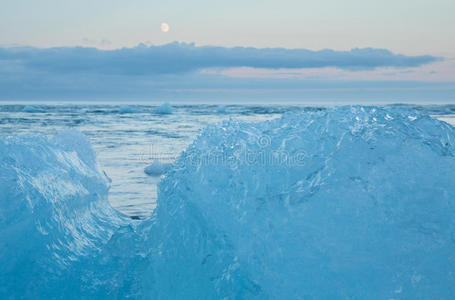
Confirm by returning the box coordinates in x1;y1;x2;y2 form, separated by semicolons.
155;102;173;114
216;105;228;114
144;159;172;176
23;105;43;113
1;106;455;299
118;105;137;113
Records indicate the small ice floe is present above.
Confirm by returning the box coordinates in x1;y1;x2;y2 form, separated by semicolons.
23;105;42;113
144;160;172;176
216;106;228;114
119;105;136;113
155;102;173;114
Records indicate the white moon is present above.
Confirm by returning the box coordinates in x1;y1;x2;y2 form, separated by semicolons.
160;23;170;33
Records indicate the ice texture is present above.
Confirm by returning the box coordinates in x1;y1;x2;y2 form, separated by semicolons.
0;130;128;297
1;106;455;299
155;102;173;114
151;106;455;299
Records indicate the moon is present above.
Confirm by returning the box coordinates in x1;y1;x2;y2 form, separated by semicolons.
160;23;170;33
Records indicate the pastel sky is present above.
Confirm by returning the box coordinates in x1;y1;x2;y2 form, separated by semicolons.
0;0;454;102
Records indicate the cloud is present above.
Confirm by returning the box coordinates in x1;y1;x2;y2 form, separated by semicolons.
0;42;441;77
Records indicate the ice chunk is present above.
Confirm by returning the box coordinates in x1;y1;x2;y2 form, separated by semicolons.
118;105;136;113
0;130;128;297
152;106;455;299
216;105;228;114
23;105;43;112
155;102;173;114
144;159;172;176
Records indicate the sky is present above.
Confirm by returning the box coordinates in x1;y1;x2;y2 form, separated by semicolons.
0;0;454;102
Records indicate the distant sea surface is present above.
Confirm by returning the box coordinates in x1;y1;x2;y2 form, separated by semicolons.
1;103;454;218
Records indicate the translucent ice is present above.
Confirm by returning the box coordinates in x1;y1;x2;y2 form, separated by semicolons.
216;105;228;114
23;105;43;113
118;105;137;113
1;106;455;299
0;130;128;297
155;102;173;114
150;106;455;298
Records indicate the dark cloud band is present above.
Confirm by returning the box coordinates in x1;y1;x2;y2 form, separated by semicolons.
0;42;440;76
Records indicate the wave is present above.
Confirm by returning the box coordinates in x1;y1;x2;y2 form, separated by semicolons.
1;106;455;299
